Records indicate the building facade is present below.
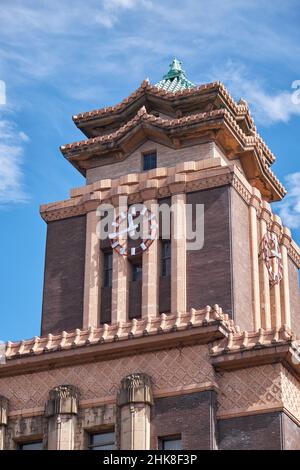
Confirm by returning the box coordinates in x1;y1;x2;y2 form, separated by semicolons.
0;60;300;450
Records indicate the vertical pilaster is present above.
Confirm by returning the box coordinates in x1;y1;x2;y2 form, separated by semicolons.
280;227;292;329
259;202;272;329
171;191;187;314
111;196;129;323
141;197;159;318
0;396;8;450
249;188;261;331
270;215;282;328
117;374;153;450
83;210;101;329
45;385;79;450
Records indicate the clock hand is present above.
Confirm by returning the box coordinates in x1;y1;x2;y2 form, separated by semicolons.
109;224;139;239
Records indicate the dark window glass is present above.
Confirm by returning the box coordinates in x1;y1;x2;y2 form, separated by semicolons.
103;251;113;288
132;263;143;281
19;441;43;450
143;152;157;171
89;431;115;450
161;240;171;277
161;437;182;450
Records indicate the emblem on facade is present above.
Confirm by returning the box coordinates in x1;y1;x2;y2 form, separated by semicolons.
260;230;283;286
108;205;158;256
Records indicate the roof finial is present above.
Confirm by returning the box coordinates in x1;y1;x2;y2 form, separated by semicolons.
155;58;195;93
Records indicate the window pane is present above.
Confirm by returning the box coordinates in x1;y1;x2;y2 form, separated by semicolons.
104;252;113;288
132;264;142;281
19;441;43;450
104;251;112;269
90;432;115;450
91;431;115;446
161;241;171;277
91;444;115;450
143;152;157;171
162;438;182;450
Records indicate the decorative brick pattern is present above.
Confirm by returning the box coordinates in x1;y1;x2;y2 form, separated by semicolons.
218;364;282;417
0;345;215;413
218;364;300;424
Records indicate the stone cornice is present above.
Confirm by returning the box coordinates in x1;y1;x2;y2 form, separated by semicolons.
40;163;250;222
288;240;300;268
0;306;235;377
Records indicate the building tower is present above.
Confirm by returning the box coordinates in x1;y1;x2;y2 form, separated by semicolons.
0;59;300;450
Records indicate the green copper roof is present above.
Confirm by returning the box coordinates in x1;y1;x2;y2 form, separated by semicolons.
155;58;195;92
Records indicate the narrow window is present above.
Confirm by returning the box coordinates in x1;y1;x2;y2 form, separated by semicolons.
143;151;157;171
18;441;43;450
161;240;171;278
132;262;143;281
103;251;113;288
129;260;142;319
89;431;115;450
160;436;182;450
101;250;113;324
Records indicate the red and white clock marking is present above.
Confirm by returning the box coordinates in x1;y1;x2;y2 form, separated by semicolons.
108;205;158;256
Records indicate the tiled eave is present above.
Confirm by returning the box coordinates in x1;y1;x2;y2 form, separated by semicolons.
61;107;285;201
72;80;276;166
2;308;300;381
73;81;257;139
0;306;235;377
211;325;300;378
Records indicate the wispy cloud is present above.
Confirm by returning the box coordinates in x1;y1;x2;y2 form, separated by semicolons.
278;173;300;229
0;116;29;206
210;61;300;125
96;0;147;28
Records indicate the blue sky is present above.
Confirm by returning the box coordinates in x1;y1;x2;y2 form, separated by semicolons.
0;0;300;341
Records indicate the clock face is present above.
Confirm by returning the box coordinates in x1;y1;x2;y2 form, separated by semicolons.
108;205;158;256
260;230;283;286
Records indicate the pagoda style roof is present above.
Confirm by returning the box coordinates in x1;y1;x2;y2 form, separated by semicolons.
61;106;285;201
60;59;286;202
72;79;257;140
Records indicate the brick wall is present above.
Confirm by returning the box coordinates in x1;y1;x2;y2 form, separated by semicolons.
230;187;253;331
186;186;233;316
218;412;282;450
282;412;300;450
86;140;214;184
151;391;217;450
288;257;300;338
41;215;86;335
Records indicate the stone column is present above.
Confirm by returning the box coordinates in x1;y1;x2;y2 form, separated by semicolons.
259;202;272;329
170;191;187;314
249;188;261;331
117;374;153;450
141;197;159;319
111;196;129;323
45;385;79;450
270;215;282;328
83;210;102;329
0;396;8;450
280;227;292;329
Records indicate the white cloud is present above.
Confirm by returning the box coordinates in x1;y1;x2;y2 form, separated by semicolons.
278;173;300;229
0;81;6;105
96;0;149;28
0;118;29;206
210;61;300;125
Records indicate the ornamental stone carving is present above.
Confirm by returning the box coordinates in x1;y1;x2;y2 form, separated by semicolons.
117;373;153;407
0;396;8;425
45;385;79;417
